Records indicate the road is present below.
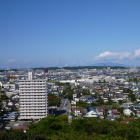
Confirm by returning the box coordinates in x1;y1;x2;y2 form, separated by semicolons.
54;99;71;116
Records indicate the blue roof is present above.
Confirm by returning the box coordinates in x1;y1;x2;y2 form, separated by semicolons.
86;107;96;112
133;104;140;108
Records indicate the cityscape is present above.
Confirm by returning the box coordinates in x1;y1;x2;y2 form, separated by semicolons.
1;0;140;139
0;66;140;139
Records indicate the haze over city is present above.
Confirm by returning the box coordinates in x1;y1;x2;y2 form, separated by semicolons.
0;0;140;68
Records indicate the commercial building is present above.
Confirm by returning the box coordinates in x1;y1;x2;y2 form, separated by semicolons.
19;72;48;120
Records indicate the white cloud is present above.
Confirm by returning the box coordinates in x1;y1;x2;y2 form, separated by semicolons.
134;49;140;57
94;51;130;61
7;59;16;63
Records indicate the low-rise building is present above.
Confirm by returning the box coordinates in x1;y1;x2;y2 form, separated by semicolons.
86;107;98;117
123;108;135;116
96;107;104;119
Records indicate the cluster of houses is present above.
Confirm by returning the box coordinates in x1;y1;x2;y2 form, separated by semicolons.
1;68;140;122
71;105;140;120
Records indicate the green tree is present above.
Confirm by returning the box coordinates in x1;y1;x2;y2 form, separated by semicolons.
0;129;27;140
77;92;81;97
107;97;113;105
0;94;8;101
66;92;73;101
82;89;90;95
48;93;59;106
96;97;104;106
128;93;136;102
62;90;67;95
92;92;99;99
133;78;138;84
3;113;140;140
117;107;124;114
103;79;106;83
76;100;89;107
118;100;123;104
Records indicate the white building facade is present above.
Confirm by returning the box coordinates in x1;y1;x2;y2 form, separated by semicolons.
19;72;48;120
86;107;98;117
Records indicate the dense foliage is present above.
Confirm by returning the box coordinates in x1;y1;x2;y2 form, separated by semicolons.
48;93;59;106
0;94;8;101
1;115;140;140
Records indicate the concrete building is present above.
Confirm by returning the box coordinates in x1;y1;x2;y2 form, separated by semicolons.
19;72;48;120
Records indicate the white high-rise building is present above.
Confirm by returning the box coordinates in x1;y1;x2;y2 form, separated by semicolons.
19;72;48;120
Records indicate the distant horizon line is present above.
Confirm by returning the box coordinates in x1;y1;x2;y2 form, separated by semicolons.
0;65;136;70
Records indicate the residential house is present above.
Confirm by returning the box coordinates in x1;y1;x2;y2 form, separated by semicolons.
86;107;98;117
72;108;82;116
108;109;121;118
71;100;76;105
136;110;140;117
133;104;140;110
86;96;94;104
96;107;104;119
74;97;80;102
123;108;135;116
79;95;89;102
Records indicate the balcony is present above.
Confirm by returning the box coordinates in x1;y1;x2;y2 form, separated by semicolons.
20;110;47;113
20;96;47;99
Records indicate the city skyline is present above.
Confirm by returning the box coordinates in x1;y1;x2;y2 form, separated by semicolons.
0;0;140;68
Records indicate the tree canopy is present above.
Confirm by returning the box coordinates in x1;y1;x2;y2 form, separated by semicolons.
1;115;140;140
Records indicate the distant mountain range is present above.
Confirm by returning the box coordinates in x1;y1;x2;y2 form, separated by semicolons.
92;62;131;67
0;63;137;70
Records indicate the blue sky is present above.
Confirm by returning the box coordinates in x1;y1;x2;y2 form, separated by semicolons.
0;0;140;68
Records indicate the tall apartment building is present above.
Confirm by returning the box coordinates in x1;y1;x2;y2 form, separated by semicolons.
19;72;48;120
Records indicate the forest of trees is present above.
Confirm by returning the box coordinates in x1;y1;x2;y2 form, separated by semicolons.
1;115;140;140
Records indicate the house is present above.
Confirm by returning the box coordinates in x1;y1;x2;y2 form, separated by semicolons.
79;96;87;101
136;111;140;117
73;94;77;98
90;88;96;95
133;104;140;110
71;100;76;105
103;98;108;103
96;107;104;119
86;96;94;104
123;102;134;108
123;108;135;116
108;109;121;118
86;107;98;117
111;110;121;117
123;92;130;100
2;112;19;121
72;108;82;116
2;83;16;90
74;97;80;102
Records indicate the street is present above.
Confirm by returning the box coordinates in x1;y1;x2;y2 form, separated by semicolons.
54;99;71;116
